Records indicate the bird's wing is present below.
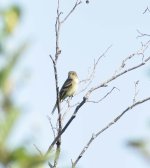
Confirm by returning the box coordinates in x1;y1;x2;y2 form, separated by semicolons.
59;78;72;100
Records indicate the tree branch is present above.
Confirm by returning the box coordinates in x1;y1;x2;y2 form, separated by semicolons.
48;0;83;167
78;45;112;94
87;87;119;103
61;0;82;24
33;144;43;156
46;54;150;156
143;6;150;14
137;29;150;38
46;96;87;155
49;54;62;167
133;80;139;104
47;115;56;139
87;55;150;95
72;96;150;167
50;2;62;167
47;1;150;166
55;0;62;61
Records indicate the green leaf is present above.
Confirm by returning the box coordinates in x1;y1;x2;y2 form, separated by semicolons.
0;42;28;89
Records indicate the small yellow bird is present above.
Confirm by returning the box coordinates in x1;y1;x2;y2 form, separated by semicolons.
51;71;78;114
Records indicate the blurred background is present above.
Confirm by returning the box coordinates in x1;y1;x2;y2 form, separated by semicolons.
0;0;150;168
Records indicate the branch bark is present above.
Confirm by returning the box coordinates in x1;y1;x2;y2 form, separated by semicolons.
48;0;82;167
47;1;150;167
72;96;150;167
46;97;87;155
46;54;150;156
61;0;82;24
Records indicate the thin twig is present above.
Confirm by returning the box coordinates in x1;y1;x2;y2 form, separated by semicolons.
50;54;62;167
72;96;150;167
46;55;150;156
61;100;81;122
87;55;150;94
33;144;43;156
143;6;150;14
78;45;112;94
55;0;62;61
46;97;87;155
114;41;150;75
33;147;53;167
137;29;150;38
50;55;61;115
61;98;72;122
53;147;61;168
47;115;56;138
133;80;139;104
87;87;119;103
48;1;83;166
51;1;62;167
61;0;82;24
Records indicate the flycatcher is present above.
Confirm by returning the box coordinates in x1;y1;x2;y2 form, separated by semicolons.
51;71;79;114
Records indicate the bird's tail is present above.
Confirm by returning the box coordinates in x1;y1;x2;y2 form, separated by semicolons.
51;102;57;115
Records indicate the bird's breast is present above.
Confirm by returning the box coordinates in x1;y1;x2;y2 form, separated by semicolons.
66;80;78;96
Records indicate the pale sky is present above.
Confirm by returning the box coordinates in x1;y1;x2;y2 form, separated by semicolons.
3;0;150;168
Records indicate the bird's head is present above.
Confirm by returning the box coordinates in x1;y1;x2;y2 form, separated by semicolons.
68;71;78;79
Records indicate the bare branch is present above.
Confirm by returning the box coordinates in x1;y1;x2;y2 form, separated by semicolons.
87;55;150;95
80;45;112;84
72;96;150;167
49;55;61;115
61;100;81;122
53;147;61;168
50;49;61;168
78;45;112;94
46;54;150;156
47;115;56;138
55;0;62;61
46;97;87;155
137;29;150;38
61;0;82;24
55;0;82;61
33;144;43;156
48;1;83;165
87;87;119;103
34;143;53;167
61;98;72;122
133;80;139;104
50;3;62;167
143;6;150;14
114;41;150;75
48;1;150;166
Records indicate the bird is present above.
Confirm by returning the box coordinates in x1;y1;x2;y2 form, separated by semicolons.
51;71;78;114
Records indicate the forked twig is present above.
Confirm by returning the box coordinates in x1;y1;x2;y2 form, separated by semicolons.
143;6;150;14
87;55;150;94
114;41;150;75
61;0;82;24
47;115;56;138
137;29;150;38
33;144;43;156
87;87;119;103
78;45;112;94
